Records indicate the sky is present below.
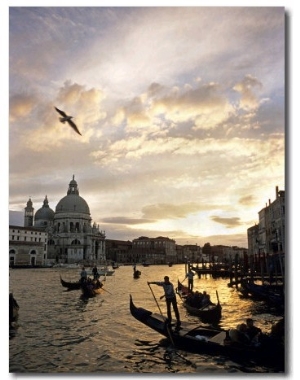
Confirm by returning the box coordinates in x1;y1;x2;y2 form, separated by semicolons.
4;1;300;378
7;4;286;249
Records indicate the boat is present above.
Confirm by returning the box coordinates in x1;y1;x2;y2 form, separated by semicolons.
129;295;284;369
142;263;150;267
9;293;19;325
239;280;284;308
176;281;222;323
133;269;141;279
60;275;82;290
80;279;104;298
112;262;119;269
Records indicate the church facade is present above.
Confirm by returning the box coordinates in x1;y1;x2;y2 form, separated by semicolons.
21;176;106;265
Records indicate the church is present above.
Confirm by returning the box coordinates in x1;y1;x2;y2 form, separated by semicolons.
22;175;106;265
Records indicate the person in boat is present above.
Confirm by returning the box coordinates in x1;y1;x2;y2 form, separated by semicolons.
200;291;211;307
148;276;181;329
246;318;262;343
184;268;196;292
229;323;251;345
92;265;99;280
80;267;88;284
133;263;136;272
192;290;203;308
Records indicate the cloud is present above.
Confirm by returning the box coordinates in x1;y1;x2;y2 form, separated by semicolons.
239;194;255;206
9;94;37;123
233;74;263;111
141;202;215;220
101;217;154;225
210;216;243;228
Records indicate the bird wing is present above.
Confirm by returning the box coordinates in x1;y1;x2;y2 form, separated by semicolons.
54;107;67;117
67;119;82;136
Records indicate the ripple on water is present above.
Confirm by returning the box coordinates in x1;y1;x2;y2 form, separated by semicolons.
9;266;285;373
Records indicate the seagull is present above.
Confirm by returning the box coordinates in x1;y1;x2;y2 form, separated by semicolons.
54;107;82;136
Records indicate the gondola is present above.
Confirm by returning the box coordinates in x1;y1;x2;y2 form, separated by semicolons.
80;280;104;298
176;281;222;323
9;293;19;325
133;269;141;279
60;275;82;290
129;295;284;369
239;280;284;309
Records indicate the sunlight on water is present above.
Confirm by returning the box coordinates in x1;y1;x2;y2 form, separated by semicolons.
9;265;284;374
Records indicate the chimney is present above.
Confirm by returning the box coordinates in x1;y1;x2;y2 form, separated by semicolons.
276;186;279;199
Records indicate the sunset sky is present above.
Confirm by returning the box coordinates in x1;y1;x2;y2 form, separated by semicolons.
8;4;286;248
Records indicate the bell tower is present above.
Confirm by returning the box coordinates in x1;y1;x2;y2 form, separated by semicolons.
24;197;34;227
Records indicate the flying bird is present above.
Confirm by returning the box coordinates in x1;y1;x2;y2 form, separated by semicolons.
54;107;82;136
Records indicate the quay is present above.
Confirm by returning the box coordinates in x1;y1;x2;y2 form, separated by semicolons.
190;252;285;288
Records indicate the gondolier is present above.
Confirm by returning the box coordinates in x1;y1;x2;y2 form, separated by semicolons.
148;276;181;329
184;268;195;292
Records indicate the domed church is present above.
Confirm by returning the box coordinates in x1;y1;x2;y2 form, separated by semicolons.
24;175;106;265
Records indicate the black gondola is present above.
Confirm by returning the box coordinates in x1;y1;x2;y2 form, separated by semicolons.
176;280;222;323
60;275;81;290
129;295;284;369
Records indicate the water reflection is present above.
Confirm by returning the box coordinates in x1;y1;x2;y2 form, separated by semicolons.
9;265;284;373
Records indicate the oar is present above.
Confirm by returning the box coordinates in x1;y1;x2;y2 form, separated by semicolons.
101;287;113;295
147;283;175;347
216;290;220;305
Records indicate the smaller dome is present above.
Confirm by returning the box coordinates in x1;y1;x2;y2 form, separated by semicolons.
35;196;55;222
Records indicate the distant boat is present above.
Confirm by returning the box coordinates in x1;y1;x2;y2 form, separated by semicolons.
133;270;141;279
168;262;173;267
112;262;119;269
142;263;150;267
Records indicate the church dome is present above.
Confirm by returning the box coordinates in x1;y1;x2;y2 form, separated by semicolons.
55;176;90;215
34;196;55;227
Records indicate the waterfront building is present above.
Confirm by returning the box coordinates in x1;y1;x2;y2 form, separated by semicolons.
10;176;106;266
131;236;177;264
9;225;47;266
247;186;285;256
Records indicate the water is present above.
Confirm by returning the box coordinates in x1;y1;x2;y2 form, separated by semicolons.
9;265;285;374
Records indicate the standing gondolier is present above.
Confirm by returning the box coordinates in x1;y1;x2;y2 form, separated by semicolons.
184;268;195;292
148;276;181;329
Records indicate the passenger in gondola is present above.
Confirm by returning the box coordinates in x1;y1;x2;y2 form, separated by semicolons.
193;291;203;308
246;318;262;344
201;291;211;307
95;278;103;288
229;323;251;345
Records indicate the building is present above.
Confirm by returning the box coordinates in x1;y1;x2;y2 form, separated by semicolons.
105;239;132;263
9;225;48;266
10;175;106;266
247;186;285;256
131;236;177;264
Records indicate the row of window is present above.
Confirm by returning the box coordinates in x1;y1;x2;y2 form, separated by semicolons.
11;230;44;235
133;241;170;246
10;236;45;242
